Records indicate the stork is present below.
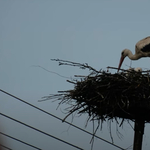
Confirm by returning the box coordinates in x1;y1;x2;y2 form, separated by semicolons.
118;36;150;71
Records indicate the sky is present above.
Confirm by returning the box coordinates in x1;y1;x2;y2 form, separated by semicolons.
1;0;150;150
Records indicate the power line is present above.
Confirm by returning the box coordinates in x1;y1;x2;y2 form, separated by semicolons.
0;112;84;150
0;131;42;150
0;89;125;150
0;143;12;150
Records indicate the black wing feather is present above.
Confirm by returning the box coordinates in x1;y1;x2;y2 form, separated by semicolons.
141;43;150;52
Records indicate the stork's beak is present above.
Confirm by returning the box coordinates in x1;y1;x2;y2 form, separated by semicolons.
118;56;125;71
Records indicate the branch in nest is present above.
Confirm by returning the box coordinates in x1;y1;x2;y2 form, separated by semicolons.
42;60;150;149
51;59;99;73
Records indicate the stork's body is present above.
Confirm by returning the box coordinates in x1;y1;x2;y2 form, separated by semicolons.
118;36;150;70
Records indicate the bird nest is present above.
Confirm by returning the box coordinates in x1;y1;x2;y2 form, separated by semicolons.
42;59;150;124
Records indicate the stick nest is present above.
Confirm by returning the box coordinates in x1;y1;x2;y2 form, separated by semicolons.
42;59;150;124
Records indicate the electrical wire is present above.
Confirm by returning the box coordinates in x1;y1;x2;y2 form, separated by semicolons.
0;131;42;150
0;143;12;150
0;89;125;150
0;112;84;150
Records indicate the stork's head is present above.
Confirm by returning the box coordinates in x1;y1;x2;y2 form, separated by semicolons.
118;49;129;71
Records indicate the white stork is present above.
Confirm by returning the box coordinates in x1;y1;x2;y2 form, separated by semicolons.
118;36;150;71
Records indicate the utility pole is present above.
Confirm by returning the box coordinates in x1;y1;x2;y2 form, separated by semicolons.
133;119;145;150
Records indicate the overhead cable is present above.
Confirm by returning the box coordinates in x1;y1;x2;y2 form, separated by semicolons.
0;112;84;150
0;143;12;150
0;131;41;150
0;89;125;150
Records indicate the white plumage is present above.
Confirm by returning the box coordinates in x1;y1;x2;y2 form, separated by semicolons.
127;67;142;72
124;67;142;76
118;36;150;71
134;67;142;72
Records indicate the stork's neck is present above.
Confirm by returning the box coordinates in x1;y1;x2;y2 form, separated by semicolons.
126;49;141;60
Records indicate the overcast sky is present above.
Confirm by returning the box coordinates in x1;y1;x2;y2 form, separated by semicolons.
1;0;150;150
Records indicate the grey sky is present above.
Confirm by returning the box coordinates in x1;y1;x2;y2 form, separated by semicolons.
0;0;150;150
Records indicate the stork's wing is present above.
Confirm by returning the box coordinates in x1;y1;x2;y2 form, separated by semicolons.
136;36;150;53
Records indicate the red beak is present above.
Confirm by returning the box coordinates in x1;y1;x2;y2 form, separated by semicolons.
118;56;125;71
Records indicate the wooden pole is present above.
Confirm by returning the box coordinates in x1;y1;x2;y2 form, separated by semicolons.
133;119;145;150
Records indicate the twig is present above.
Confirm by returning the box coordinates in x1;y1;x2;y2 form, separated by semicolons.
51;59;99;73
32;65;70;79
